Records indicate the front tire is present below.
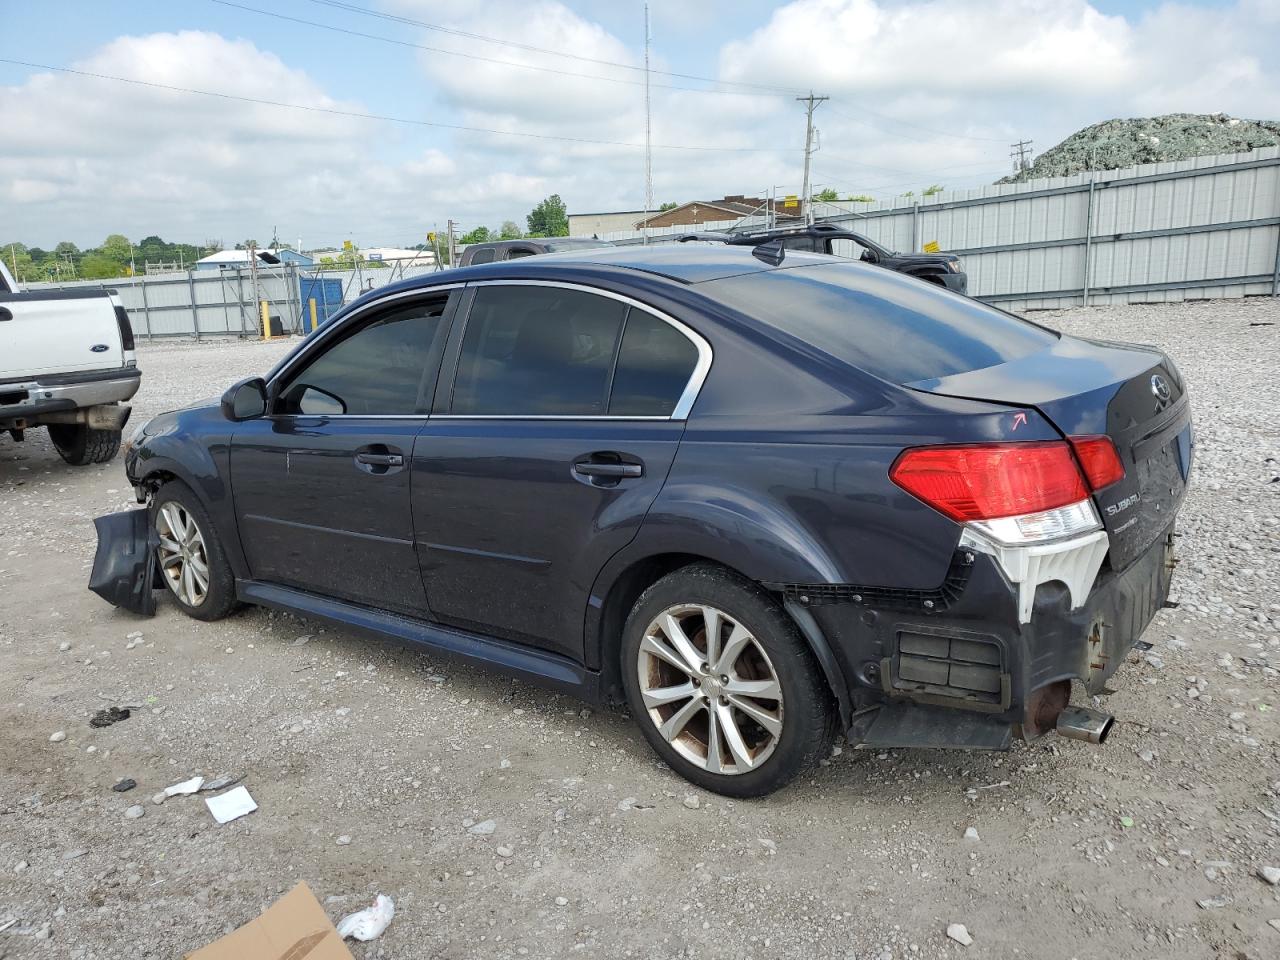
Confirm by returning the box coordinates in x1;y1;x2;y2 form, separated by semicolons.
48;423;121;465
621;563;836;798
151;481;240;621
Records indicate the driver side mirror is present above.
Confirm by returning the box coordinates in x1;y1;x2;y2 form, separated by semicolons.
221;377;268;421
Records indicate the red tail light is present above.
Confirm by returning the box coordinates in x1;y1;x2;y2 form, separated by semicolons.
890;442;1089;522
1069;435;1125;491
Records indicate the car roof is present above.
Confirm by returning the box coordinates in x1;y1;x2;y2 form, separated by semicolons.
526;243;836;283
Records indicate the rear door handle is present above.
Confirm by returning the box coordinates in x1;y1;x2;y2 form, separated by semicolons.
356;452;404;467
573;462;643;479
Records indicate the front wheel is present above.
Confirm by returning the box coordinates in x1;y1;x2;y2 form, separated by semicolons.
621;564;836;798
151;482;240;621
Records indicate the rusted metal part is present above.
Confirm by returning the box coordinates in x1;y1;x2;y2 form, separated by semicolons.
1019;679;1071;741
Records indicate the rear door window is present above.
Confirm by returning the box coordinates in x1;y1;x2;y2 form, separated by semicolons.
450;285;625;416
609;310;700;416
704;263;1056;384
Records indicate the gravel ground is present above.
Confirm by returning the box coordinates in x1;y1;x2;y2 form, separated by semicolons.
1;297;1278;960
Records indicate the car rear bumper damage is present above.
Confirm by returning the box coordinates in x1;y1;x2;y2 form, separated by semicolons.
793;524;1176;751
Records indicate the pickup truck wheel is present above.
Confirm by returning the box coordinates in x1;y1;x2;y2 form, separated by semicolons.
621;563;836;798
151;482;239;621
47;423;121;465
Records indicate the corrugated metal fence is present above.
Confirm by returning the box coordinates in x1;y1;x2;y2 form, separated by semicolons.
612;145;1280;310
26;261;440;339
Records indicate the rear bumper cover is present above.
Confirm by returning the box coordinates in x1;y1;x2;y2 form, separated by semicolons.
803;525;1176;746
1;369;140;427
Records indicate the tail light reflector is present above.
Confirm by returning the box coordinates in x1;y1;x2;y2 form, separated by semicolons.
1069;435;1124;491
890;442;1089;522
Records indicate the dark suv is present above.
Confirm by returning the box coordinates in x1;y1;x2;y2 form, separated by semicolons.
94;245;1190;797
685;223;967;294
458;237;612;266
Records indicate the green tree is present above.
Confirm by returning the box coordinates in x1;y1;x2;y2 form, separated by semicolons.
460;226;494;245
80;253;127;279
100;234;132;264
922;184;945;196
54;241;80;258
846;194;874;202
499;220;523;240
526;194;569;237
812;188;840;202
658;201;678;211
3;242;38;283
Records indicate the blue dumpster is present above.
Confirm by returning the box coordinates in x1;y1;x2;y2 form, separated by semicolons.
298;275;344;330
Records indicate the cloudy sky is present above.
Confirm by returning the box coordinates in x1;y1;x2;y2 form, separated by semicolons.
4;0;1279;249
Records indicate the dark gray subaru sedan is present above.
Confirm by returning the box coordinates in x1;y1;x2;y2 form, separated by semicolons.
93;244;1192;797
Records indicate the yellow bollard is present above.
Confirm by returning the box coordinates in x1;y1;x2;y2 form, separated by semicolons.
260;300;272;340
309;298;318;332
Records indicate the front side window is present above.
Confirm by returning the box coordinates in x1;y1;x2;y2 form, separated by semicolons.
451;286;626;416
277;298;448;416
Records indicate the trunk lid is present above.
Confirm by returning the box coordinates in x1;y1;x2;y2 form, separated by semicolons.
907;335;1192;571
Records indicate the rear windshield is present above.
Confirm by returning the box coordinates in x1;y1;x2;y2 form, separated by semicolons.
703;263;1056;383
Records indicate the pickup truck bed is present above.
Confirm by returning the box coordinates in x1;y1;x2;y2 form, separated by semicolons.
1;274;141;465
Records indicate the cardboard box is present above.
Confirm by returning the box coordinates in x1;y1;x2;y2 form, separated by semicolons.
185;882;354;960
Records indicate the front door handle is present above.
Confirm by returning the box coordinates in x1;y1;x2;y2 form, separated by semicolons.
356;452;404;467
0;307;12;322
574;462;642;479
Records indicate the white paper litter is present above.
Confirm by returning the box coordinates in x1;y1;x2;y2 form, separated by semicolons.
164;776;204;797
335;894;395;941
205;786;258;824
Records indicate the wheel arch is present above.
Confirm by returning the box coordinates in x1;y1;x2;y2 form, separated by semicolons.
135;453;250;580
586;549;851;727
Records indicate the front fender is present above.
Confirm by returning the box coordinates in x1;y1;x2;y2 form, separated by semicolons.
129;410;247;579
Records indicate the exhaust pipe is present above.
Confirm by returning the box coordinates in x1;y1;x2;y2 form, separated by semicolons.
1055;705;1114;745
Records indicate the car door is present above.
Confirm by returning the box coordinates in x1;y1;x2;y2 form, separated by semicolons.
411;281;710;661
229;289;456;616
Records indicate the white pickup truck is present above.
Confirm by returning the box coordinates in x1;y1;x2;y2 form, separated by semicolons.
0;260;141;465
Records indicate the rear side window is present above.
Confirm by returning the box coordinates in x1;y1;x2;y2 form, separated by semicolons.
451;286;626;415
704;263;1056;383
468;248;496;265
505;248;536;260
609;311;699;416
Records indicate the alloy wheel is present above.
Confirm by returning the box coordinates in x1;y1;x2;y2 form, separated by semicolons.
156;501;210;608
637;603;784;775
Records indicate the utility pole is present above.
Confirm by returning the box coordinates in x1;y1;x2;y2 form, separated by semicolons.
1010;139;1033;175
797;92;829;225
446;219;456;267
642;2;653;245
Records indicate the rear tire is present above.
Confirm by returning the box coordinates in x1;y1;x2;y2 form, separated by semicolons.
150;481;240;621
620;563;836;798
48;423;121;465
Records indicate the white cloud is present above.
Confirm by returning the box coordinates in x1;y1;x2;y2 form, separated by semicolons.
5;2;1280;247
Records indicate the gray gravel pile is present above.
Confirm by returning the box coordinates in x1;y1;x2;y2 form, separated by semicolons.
999;113;1280;183
1;300;1278;959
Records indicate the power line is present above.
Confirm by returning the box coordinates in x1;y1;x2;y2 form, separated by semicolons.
208;0;789;99
1010;139;1034;173
300;0;809;96
824;104;1008;145
0;58;797;153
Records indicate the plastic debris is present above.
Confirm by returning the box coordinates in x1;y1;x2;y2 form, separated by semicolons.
336;895;395;941
164;776;204;797
947;923;974;946
199;775;242;792
112;778;137;793
205;786;257;824
90;706;131;728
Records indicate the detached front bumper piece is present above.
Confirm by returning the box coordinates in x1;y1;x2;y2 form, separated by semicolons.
88;508;157;616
